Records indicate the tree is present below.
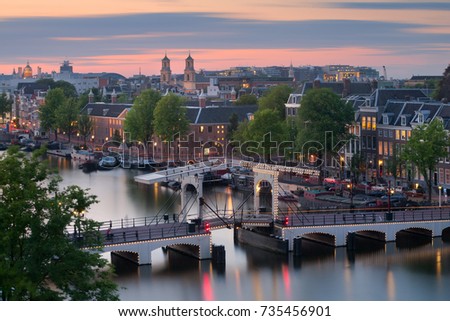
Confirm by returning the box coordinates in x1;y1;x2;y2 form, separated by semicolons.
402;119;449;202
233;109;287;162
0;93;13;123
227;113;239;141
0;147;119;300
433;65;450;101
234;94;257;106
35;79;78;98
258;85;292;120
386;144;402;184
153;94;189;161
77;113;93;149
56;98;79;143
40;88;66;141
295;88;354;168
124;89;161;144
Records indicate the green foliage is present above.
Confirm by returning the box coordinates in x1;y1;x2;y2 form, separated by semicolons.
0;148;119;300
153;94;189;141
295;88;354;160
258;85;292;119
39;88;66;140
433;65;450;101
77;113;93;148
0;93;13;122
124;89;161;143
234;94;257;106
36;79;78;98
56;98;80;143
233;109;288;161
402;119;449;201
227;113;239;140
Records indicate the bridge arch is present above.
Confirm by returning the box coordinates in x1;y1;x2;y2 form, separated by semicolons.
443;227;450;242
253;167;279;219
396;227;433;247
254;179;273;215
98;233;211;265
298;232;336;247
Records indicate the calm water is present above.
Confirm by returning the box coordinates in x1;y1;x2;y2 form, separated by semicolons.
47;156;450;301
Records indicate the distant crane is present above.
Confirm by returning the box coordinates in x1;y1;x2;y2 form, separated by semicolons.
382;66;388;80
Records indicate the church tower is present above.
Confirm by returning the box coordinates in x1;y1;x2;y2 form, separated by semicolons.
160;52;172;85
183;51;196;93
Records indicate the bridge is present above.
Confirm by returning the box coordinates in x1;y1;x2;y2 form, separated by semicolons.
78;162;450;264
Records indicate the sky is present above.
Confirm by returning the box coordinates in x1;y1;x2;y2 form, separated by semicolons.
1;0;450;79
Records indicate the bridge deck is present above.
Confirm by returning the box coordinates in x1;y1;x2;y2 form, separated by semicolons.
134;162;227;185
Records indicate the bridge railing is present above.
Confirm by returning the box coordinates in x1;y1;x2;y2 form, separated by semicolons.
278;206;450;227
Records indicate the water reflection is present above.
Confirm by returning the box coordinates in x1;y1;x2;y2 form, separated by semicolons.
45;157;450;300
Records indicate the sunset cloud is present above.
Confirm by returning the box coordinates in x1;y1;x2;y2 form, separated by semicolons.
1;1;449;78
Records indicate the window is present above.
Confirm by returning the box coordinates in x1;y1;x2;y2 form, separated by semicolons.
378;141;383;155
395;130;400;140
208;126;212;133
199;126;204;133
384;130;388;138
383;115;389;124
378;129;383;137
401;130;406;140
383;141;388;156
401;116;406;126
389;130;393;138
367;117;371;132
389;142;393;156
371;117;377;130
362;116;366;130
372;136;376;150
418;113;424;124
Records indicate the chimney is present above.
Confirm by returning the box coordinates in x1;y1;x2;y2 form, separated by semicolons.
313;77;321;89
88;89;94;103
342;78;351;97
111;89;117;104
199;90;206;108
371;79;378;92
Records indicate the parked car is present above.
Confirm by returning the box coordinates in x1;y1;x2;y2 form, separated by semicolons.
371;184;387;191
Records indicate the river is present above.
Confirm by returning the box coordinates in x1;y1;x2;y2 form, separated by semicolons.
47;156;450;300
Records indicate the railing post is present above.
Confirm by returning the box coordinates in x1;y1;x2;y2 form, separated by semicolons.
145;217;147;226
133;218;135;227
121;219;123;229
149;228;151;239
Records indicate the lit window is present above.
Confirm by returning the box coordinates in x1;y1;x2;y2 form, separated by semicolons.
361;116;366;130
200;126;204;133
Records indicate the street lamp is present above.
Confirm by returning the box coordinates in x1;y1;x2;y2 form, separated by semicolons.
347;182;354;210
439;185;442;207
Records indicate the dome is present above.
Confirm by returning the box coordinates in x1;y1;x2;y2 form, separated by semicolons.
23;61;32;78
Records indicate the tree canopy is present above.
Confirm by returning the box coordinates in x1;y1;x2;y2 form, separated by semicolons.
153;94;189;142
433;64;450;102
402;119;450;201
35;79;78;98
295;88;354;166
0;148;119;300
0;93;13;123
258;85;292;120
124;89;161;144
233;109;288;162
234;94;258;106
56;98;79;143
39;88;66;141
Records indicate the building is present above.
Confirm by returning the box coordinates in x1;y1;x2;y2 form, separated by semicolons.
80;102;132;146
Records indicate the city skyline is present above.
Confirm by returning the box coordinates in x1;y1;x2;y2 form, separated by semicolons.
1;0;450;78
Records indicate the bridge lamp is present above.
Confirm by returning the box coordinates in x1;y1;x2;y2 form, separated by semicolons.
439;185;442;207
